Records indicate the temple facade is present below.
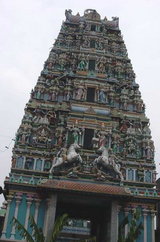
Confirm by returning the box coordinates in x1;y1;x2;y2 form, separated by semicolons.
0;9;159;242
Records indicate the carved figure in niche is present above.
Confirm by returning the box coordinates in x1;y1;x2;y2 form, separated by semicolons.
122;100;128;110
92;130;109;148
112;140;119;153
145;141;154;160
25;157;34;170
47;111;56;124
137;163;144;182
58;114;67;126
127;123;136;135
108;86;115;106
127;139;136;156
23;110;33;122
120;120;129;133
97;56;106;73
34;88;42;99
36;128;48;144
78;54;87;71
75;87;84;100
82;37;90;48
49;143;83;172
74;86;86;100
98;89;107;103
64;91;71;101
58;53;67;70
135;100;143;112
145;170;152;183
93;130;108;148
98;131;108;147
96;40;103;50
68;126;84;145
142;124;151;136
39;115;49;125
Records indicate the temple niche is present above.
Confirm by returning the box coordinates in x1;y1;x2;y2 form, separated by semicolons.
0;9;158;242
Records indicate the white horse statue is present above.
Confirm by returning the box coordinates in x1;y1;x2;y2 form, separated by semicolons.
49;143;83;173
94;146;109;167
94;146;123;180
108;154;123;181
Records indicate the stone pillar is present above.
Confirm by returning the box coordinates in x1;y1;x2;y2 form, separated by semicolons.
44;194;57;242
24;197;33;229
41;159;45;171
1;195;13;239
126;168;128;180
10;194;22;239
151;211;156;242
124;207;130;238
34;199;40;223
143;209;148;242
110;201;118;242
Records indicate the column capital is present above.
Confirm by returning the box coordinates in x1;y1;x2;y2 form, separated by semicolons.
142;208;149;216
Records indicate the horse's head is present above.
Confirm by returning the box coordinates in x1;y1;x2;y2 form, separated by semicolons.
96;145;108;155
98;145;105;151
71;143;81;150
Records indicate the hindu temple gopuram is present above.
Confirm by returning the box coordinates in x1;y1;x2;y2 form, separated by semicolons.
0;9;159;242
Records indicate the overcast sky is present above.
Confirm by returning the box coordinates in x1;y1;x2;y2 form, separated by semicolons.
0;0;160;205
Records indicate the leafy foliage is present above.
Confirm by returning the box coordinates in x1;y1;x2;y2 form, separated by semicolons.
12;214;68;242
118;209;143;242
12;217;35;242
12;214;96;242
48;213;68;242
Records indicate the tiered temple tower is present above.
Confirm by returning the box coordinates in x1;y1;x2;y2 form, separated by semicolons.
0;9;159;242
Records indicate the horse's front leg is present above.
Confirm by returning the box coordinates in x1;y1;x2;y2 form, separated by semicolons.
78;154;83;164
49;164;54;174
93;158;98;167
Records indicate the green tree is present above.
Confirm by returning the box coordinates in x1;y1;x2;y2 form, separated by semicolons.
118;209;143;242
12;213;68;242
12;214;96;242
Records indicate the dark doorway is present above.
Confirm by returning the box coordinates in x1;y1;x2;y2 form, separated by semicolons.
83;129;94;149
56;197;111;242
91;25;96;31
86;88;95;102
88;60;95;71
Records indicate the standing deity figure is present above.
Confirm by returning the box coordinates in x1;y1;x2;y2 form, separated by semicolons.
75;87;85;100
145;141;154;160
98;131;108;147
98;89;107;103
127;140;136;156
78;54;87;70
68;126;84;146
97;56;106;73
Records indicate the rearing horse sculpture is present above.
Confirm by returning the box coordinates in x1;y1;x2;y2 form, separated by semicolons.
94;146;123;180
49;143;83;173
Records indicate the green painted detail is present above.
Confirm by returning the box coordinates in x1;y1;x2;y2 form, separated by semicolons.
29;177;35;185
37;200;46;230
